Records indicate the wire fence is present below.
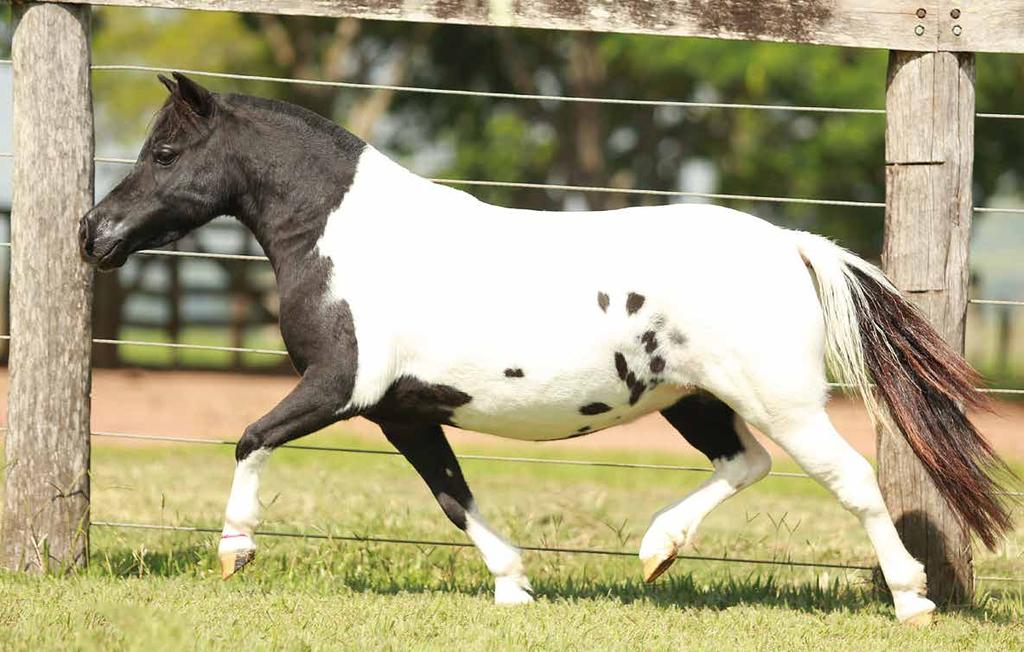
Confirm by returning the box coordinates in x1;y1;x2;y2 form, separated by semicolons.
0;57;1022;586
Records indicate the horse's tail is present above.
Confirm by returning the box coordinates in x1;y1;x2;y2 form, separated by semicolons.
792;231;1014;549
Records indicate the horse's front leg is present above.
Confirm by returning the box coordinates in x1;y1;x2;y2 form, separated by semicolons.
380;421;534;605
219;370;344;578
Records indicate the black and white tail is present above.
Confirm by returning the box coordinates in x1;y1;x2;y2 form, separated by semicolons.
793;231;1015;549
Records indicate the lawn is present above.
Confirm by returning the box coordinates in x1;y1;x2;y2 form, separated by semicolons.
1;428;1022;650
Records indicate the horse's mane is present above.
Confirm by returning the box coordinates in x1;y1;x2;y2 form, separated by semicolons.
223;93;366;160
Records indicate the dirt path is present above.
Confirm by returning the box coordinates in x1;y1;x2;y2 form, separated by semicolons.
0;368;1021;460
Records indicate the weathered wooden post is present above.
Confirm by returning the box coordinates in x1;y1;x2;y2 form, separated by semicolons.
2;2;94;572
880;50;976;604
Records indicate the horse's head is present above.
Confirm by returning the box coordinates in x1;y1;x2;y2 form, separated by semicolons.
80;73;239;270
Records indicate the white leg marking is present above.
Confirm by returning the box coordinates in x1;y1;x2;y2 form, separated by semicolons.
219;449;271;555
760;410;934;624
640;419;771;566
464;509;533;605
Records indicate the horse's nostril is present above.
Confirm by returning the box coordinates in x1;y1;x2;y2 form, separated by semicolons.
79;216;94;255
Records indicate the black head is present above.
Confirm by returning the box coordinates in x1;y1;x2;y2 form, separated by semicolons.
80;73;239;270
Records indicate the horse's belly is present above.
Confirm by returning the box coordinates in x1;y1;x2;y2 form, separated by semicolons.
442;370;689;441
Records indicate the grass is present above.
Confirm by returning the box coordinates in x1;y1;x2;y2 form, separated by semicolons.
1;428;1022;650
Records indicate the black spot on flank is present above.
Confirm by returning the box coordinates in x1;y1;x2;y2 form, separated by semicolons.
580;402;612;415
504;368;524;378
576;425;592;434
669;329;688;346
629;381;647;406
597;292;610;312
650;356;666;373
625;371;637;388
626;292;646;315
645;335;659;354
640;330;656;345
614;352;628;380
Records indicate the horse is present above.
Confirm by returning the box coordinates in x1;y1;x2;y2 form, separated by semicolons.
79;73;1013;625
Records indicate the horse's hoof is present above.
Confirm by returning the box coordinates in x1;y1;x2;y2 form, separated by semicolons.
494;575;535;605
895;593;935;626
220;549;255;579
641;551;677;583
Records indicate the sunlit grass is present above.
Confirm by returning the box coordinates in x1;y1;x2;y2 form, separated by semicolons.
2;432;1022;650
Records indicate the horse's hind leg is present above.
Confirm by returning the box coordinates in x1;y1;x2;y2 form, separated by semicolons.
639;394;772;582
381;422;534;605
733;394;935;625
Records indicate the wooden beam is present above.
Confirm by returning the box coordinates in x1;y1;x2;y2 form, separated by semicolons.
2;3;94;573
48;0;940;51
879;50;975;605
938;1;1024;54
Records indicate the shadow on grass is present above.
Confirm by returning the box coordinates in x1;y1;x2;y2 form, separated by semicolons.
90;541;1021;625
92;544;211;578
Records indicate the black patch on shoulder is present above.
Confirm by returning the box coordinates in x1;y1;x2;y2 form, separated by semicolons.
662;394;743;462
364;376;472;425
629;381;647;406
597;291;610;312
650;356;665;373
625;371;636;388
580;402;612;415
614;352;628;380
504;368;524;378
626;292;645;315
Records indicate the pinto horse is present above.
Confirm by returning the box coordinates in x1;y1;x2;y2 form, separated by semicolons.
80;73;1013;624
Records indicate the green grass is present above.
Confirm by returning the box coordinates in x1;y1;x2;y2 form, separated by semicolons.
2;429;1022;650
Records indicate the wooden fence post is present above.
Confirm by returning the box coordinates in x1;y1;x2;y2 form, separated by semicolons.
880;50;976;605
2;2;94;572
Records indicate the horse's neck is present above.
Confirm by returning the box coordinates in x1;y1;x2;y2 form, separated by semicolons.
241;143;459;280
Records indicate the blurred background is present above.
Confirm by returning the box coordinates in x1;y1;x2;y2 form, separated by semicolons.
0;7;1021;388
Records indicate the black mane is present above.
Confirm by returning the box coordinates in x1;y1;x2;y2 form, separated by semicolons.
224;93;366;161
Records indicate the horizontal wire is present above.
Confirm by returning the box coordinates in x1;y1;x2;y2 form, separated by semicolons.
92;63;886;116
2;333;1023;397
5;150;1023;216
976;113;1024;121
71;152;893;210
434;178;885;208
973;206;1024;214
970;299;1024;307
86;430;812;479
2;58;1023;121
89;520;876;572
82;431;1022;496
91;337;288;356
976;575;1024;583
135;248;269;262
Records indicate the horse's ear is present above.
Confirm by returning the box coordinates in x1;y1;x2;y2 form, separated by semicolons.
171;71;214;118
157;74;178;95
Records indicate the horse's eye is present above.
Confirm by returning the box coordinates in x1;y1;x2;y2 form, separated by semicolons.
153;147;178;166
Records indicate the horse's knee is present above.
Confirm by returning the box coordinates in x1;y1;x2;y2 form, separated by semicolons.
436;491;471;530
235;425;265;462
